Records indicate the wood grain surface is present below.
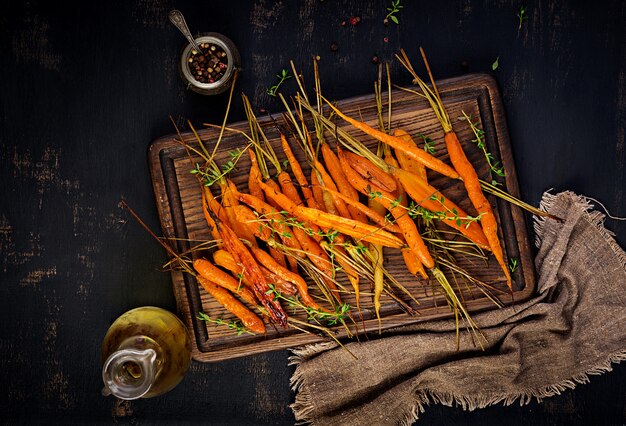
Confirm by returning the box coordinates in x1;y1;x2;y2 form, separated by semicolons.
0;0;624;424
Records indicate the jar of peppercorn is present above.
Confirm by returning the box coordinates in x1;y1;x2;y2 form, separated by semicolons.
178;32;241;95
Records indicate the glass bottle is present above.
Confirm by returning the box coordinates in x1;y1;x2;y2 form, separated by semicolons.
101;306;192;400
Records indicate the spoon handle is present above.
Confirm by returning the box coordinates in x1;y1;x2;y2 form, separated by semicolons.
168;10;204;54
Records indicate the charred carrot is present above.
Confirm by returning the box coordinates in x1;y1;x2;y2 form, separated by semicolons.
323;97;460;179
196;275;266;334
213;213;288;326
212;249;297;296
408;47;511;287
445;131;511;285
311;169;328;212
201;186;224;246
221;179;258;247
250;246;324;311
291;228;343;304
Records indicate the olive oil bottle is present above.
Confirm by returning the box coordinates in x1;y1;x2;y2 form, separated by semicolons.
101;307;192;399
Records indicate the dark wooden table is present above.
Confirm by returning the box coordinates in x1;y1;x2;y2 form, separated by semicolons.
1;1;624;424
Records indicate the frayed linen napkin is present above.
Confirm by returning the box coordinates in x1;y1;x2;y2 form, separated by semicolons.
290;191;626;425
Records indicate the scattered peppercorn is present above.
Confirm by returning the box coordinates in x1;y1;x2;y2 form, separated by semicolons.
330;42;339;52
187;42;229;84
341;20;347;27
371;55;380;64
349;15;361;26
383;37;389;43
383;17;389;26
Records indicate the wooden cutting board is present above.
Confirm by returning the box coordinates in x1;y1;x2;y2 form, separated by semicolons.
148;73;535;362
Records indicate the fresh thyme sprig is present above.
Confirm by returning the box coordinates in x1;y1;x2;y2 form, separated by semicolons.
266;69;292;97
197;312;253;335
265;284;350;326
384;0;403;25
508;257;519;273
190;148;244;186
407;198;484;228
418;133;436;154
461;111;505;186
517;6;527;31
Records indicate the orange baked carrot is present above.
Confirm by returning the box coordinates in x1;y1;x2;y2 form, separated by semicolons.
393;129;428;182
280;134;323;211
323;97;460;179
316;185;401;233
257;179;405;248
196;275;266;334
321;143;367;223
338;149;431;277
403;47;511;287
212;249;297;296
391;167;491;250
311;169;328;212
193;258;258;306
248;149;266;202
343;151;398;193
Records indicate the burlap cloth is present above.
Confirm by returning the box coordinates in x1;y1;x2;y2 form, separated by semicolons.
289;191;626;425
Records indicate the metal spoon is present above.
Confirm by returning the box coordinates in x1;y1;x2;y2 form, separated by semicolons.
168;10;204;55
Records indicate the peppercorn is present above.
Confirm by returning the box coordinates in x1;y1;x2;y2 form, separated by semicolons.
186;42;229;85
330;42;339;52
371;55;380;64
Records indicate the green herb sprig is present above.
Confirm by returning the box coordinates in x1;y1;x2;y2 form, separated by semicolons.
385;0;403;25
461;111;505;186
190;148;244;186
266;284;350;326
197;312;253;335
517;6;527;31
266;69;292;97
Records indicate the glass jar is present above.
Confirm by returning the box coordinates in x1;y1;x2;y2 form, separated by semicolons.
178;32;241;95
101;307;192;400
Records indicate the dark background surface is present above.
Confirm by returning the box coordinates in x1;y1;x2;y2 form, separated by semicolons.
1;0;624;424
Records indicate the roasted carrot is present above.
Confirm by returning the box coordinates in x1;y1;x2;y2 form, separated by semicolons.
316;185;401;233
193;258;258;306
263;178;284;211
201;186;224;246
445;131;511;285
390;167;491;250
234;191;306;260
258;179;405;249
323;98;460;179
310;169;328;212
221;179;258;247
280;134;323;211
343;151;397;193
291;228;343;304
393;129;428;182
212;249;297;296
338;149;431;276
196;275;266;334
250;246;324;311
277;169;324;243
248;149;266;202
212;213;288;326
409;47;511;287
321;144;367;223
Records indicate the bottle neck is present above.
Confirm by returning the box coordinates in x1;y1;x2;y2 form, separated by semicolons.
102;347;158;400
